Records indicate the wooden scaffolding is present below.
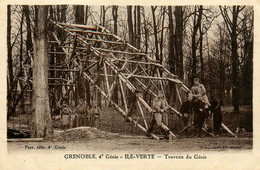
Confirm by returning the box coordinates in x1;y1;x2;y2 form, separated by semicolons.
46;21;235;140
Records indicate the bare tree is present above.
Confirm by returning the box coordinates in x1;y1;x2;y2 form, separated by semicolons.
7;5;13;120
151;6;160;61
31;6;53;138
191;6;203;83
174;6;184;79
127;6;135;46
220;5;246;113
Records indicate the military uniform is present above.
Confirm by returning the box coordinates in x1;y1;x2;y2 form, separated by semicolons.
70;106;77;128
146;96;169;138
179;100;194;136
209;99;222;136
61;104;71;130
90;106;101;128
180;100;193;127
75;103;88;127
193;99;206;137
191;83;210;106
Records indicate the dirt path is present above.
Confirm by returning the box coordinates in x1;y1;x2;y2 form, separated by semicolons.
8;135;252;153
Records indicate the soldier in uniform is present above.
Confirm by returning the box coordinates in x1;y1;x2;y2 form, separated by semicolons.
69;100;77;128
209;97;222;137
179;93;194;137
191;78;212;137
90;102;102;128
75;99;88;127
193;97;207;137
146;90;170;139
191;78;210;107
61;102;71;131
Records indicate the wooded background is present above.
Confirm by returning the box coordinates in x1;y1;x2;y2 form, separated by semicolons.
7;5;253;132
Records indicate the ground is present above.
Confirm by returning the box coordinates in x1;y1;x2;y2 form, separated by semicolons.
7;105;253;152
8;135;252;152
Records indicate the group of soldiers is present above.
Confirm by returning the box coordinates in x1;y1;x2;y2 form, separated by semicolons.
146;78;223;139
54;78;222;138
55;99;101;130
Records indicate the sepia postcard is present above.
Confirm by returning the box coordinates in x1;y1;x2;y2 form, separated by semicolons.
0;0;259;169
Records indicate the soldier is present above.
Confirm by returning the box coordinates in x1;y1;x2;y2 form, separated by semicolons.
209;97;222;136
69;100;77;128
61;102;71;131
193;97;207;137
179;93;194;137
191;78;210;107
146;90;170;139
75;99;88;127
90;102;102;128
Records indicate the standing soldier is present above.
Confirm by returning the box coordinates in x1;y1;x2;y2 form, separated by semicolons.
180;93;194;137
193;97;207;137
61;102;71;131
146;90;170;139
75;99;88;127
90;102;102;128
209;97;222;137
69;100;77;128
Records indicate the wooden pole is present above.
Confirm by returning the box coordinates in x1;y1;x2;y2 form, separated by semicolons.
103;62;111;100
222;123;237;137
156;68;166;96
176;84;182;105
119;79;128;114
136;100;148;129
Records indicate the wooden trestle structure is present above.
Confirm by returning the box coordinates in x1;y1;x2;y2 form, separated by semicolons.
47;21;235;140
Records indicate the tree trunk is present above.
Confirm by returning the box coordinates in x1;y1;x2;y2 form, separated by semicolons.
218;26;225;105
159;6;166;64
174;6;184;79
151;6;159;61
142;7;149;54
112;5;119;104
136;6;141;49
74;5;91;106
199;23;204;84
31;6;53;138
24;6;33;54
191;6;203;83
127;6;135;46
231;6;239;113
85;5;89;25
75;5;84;24
7;5;13;120
167;6;176;104
19;12;25;115
112;6;118;35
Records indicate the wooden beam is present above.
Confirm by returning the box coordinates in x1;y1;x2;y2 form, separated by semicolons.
156;68;166;97
58;22;97;30
66;28;116;37
48;51;66;54
176;84;182;105
119;79;128;114
49;84;75;86
222;123;237;137
103;62;111;99
93;47;146;56
113;58;163;67
82;37;124;45
96;24;124;42
49;69;79;72
136;100;148;129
